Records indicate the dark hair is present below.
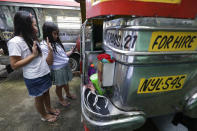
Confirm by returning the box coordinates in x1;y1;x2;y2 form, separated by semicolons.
14;11;41;54
42;22;65;53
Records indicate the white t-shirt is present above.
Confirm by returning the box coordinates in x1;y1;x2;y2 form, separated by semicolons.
40;40;69;70
7;36;50;79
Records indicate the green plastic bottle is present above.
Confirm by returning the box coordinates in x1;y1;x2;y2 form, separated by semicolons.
90;73;103;95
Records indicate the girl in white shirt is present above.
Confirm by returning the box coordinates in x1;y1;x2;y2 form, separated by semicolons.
40;22;76;107
7;11;60;122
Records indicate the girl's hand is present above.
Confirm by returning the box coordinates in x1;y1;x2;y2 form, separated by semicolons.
71;46;76;53
0;48;4;55
32;41;38;57
46;37;53;65
46;37;53;51
66;46;75;56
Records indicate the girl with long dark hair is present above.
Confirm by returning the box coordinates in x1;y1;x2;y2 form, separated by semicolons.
7;11;60;122
40;22;76;107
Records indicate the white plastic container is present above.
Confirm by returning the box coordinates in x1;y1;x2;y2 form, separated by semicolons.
98;61;115;87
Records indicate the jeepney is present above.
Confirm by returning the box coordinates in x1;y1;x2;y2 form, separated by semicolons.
0;0;81;72
79;0;197;130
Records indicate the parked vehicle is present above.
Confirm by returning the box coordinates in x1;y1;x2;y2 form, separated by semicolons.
0;0;81;72
78;0;197;130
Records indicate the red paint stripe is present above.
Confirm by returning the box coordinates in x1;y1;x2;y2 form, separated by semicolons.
0;0;79;7
86;0;197;19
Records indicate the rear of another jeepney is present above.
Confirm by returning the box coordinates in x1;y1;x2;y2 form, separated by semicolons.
80;0;197;130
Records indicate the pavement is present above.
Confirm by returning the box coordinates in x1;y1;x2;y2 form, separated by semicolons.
0;69;83;131
0;68;191;131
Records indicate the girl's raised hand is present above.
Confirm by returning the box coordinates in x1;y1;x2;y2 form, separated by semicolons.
46;37;53;51
71;46;76;53
32;41;38;57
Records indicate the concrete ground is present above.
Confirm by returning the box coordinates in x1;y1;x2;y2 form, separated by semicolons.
0;68;191;131
0;69;83;131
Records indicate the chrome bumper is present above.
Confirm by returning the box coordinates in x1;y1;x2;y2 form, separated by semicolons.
81;85;146;130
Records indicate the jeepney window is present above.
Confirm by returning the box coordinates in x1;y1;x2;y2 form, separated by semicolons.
57;16;81;29
0;15;6;30
0;6;14;41
45;16;53;22
0;6;14;30
19;7;40;37
43;8;81;43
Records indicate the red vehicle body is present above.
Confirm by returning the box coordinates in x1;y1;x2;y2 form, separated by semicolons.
85;0;197;19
